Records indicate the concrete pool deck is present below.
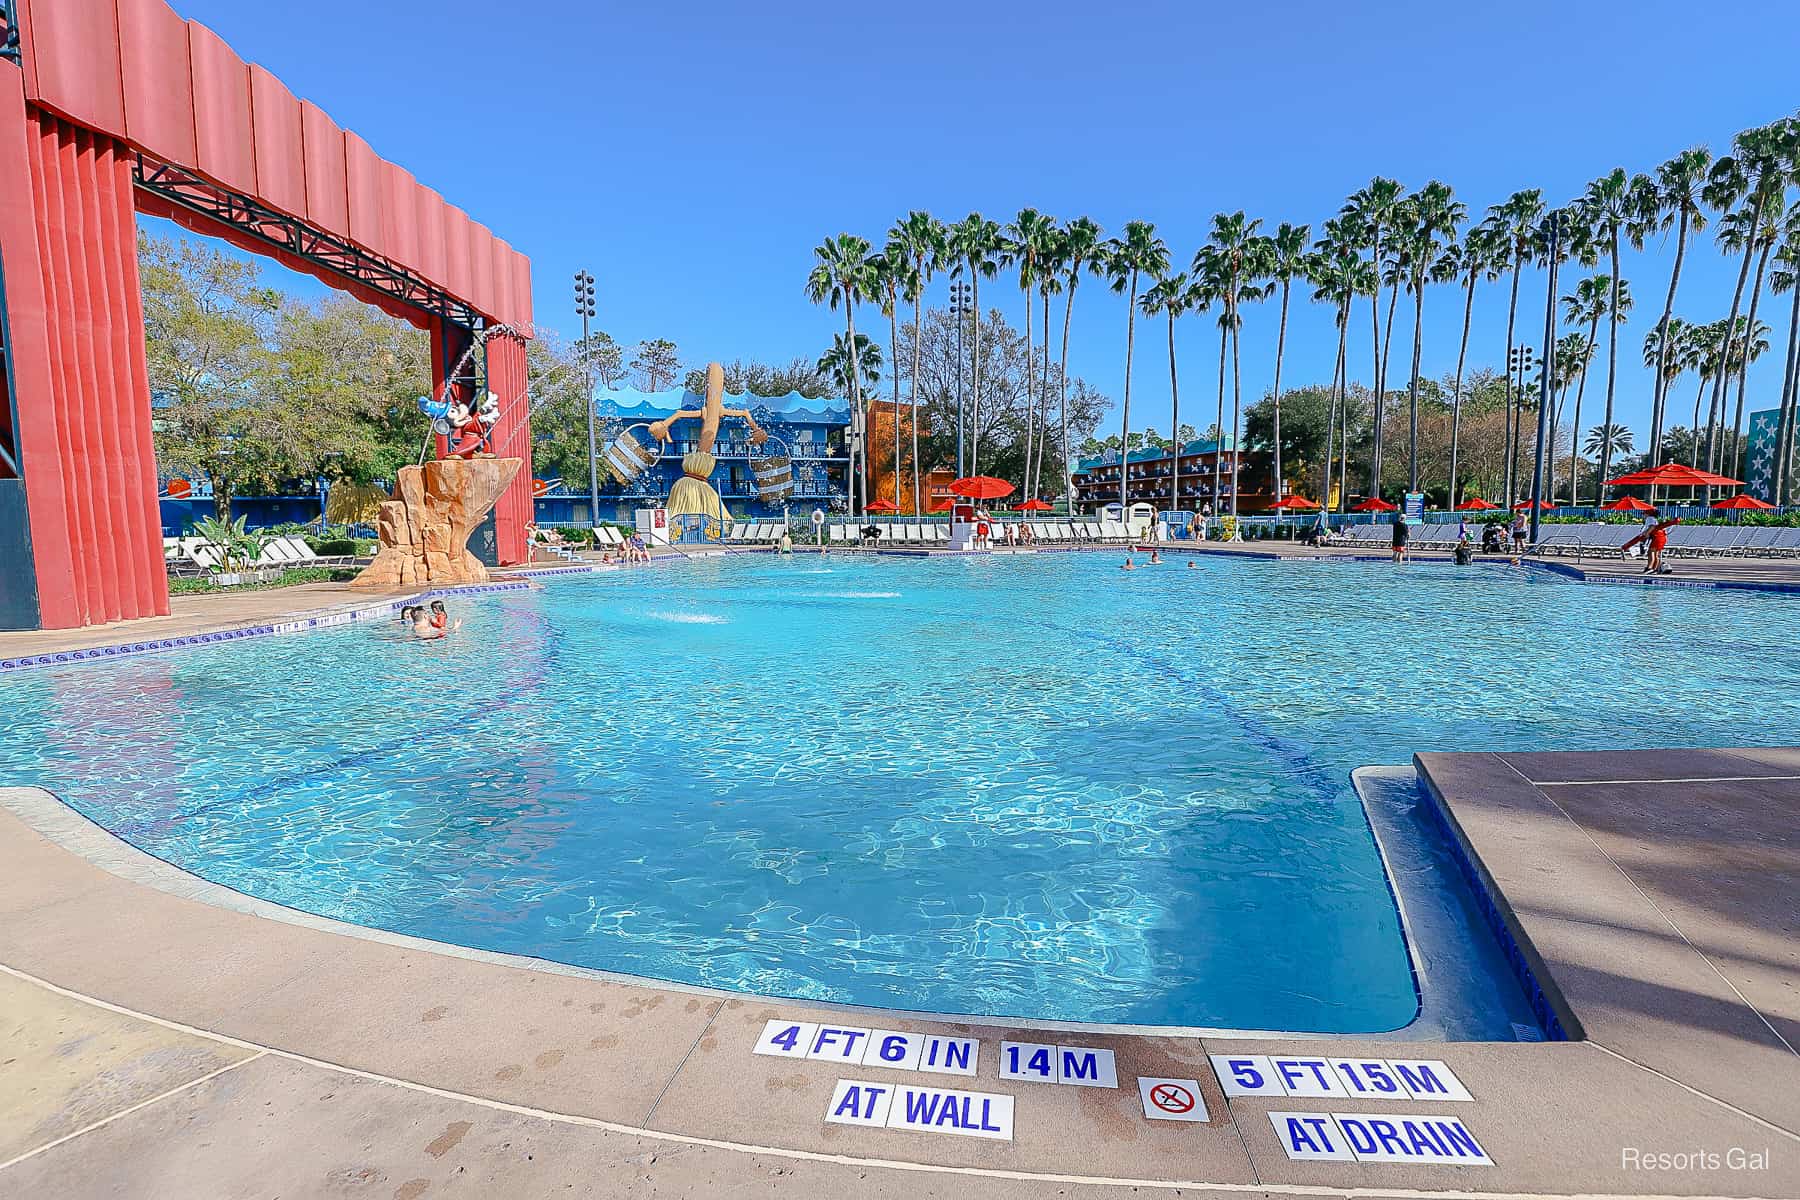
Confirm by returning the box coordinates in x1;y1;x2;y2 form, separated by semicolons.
2;743;1796;1198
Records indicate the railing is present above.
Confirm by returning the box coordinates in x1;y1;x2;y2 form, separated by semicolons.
1;0;19;66
656;439;847;461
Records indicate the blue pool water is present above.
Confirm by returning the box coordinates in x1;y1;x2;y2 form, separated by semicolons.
4;553;1797;1032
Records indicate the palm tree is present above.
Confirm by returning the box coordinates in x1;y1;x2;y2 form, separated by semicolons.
1719;313;1774;468
1342;178;1403;493
1439;222;1501;506
1006;208;1056;499
806;234;876;512
1027;230;1060;500
1489;189;1546;505
1729;187;1790;474
948;213;1002;474
1307;222;1369;509
1056;217;1104;504
1140;273;1193;511
872;248;918;512
1103;221;1170;510
1641;147;1712;469
888;212;944;513
1560;274;1630;504
817;331;882;397
1580;168;1650;500
1265;222;1310;496
1401;182;1463;492
1549;332;1595;495
1700;126;1787;483
1689;320;1726;464
1772;219;1800;504
1583;423;1634;461
1188;251;1228;507
1204;211;1272;516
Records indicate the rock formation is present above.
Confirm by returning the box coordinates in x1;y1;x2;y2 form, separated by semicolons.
351;457;521;590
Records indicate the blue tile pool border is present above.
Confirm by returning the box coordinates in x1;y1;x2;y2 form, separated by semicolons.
0;580;535;674
1410;758;1580;1042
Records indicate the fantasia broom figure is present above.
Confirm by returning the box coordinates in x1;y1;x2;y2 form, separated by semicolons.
648;362;768;523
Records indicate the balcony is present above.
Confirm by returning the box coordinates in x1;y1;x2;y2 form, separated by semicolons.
657;439;847;461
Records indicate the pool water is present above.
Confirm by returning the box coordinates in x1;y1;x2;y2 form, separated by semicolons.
5;553;1797;1032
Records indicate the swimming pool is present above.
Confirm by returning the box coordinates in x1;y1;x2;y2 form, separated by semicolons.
5;553;1796;1032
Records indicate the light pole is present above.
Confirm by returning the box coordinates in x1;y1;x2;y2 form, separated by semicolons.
1507;343;1535;508
574;270;597;528
1529;214;1561;544
949;281;972;478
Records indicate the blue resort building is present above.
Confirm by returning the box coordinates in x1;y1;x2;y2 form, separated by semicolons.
537;386;855;525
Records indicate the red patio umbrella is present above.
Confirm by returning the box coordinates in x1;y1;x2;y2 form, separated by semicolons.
865;499;900;514
1512;499;1555;511
1015;498;1054;511
1351;497;1398;512
1603;495;1658;513
1270;495;1320;510
1607;462;1741;488
949;475;1016;501
928;499;954;513
1456;497;1499;511
1713;493;1774;510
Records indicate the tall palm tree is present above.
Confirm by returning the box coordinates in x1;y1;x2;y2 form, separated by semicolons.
1490;189;1546;506
1718;313;1774;468
888;211;944;513
1641;147;1712;469
948;213;1002;474
1699;126;1787;483
1056;217;1104;504
1580;168;1650;500
1190;248;1229;506
806;234;876;512
1204;211;1271;516
873;247;919;512
1265;222;1310;496
1140;273;1193;511
1772;219;1800;504
1103;221;1170;510
1031;228;1065;500
1342;178;1403;494
1729;186;1790;474
1401;181;1463;492
1307;223;1368;509
1560;274;1630;504
1439;222;1501;506
1005;208;1056;500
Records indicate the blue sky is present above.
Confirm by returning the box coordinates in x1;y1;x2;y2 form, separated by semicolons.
154;0;1800;439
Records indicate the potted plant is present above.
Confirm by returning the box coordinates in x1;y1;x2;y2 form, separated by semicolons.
192;515;277;585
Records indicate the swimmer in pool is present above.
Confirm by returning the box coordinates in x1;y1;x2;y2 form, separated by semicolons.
1121;557;1136;570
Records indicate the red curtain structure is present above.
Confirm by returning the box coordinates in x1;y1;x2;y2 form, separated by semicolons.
0;0;535;630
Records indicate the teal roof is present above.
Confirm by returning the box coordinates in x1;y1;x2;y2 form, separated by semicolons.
593;385;850;424
1077;435;1241;472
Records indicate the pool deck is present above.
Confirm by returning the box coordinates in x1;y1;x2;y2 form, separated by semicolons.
2;734;1796;1198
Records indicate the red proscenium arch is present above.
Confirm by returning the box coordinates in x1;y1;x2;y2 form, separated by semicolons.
0;0;536;630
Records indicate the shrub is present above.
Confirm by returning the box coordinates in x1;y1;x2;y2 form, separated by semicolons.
311;537;358;556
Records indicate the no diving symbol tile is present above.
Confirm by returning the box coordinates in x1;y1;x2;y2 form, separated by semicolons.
1138;1077;1210;1122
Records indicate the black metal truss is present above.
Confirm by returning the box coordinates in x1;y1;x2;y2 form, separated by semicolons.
133;155;483;332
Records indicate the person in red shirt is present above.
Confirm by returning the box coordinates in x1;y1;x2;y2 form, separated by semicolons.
1623;516;1680;574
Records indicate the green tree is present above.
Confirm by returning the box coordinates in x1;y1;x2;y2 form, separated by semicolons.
817;332;882;397
1578;168;1650;497
629;338;682;391
1437;223;1501;505
1488;189;1546;504
1004;208;1056;499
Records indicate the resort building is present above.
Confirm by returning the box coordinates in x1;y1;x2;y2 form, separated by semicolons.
561;386;856;523
1070;437;1275;514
